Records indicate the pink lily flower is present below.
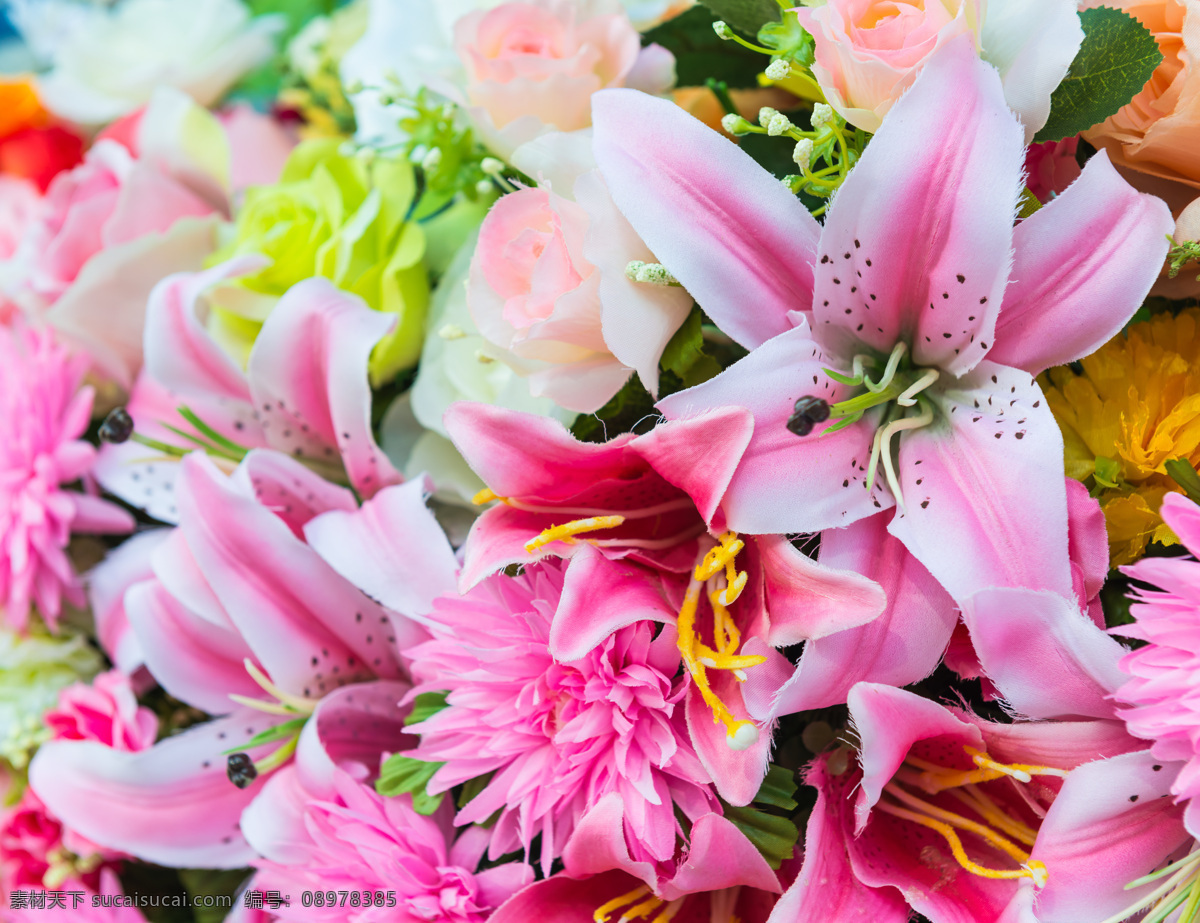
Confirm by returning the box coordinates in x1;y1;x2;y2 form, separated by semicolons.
29;452;457;869
443;401;887;802
490;866;785;923
94;258;402;524
590;35;1172;609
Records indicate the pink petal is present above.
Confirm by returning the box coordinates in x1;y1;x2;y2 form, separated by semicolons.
561;792;658;886
124;580;259;715
629;406;753;526
143;257;261;402
657;326;889;534
755;533;885;646
176;453;399;694
887;362;1073;605
1032;750;1190;922
1066;478;1109;625
29;710;269;868
988;150;1174;376
68;493;135;534
685;671;773;807
303;478;459;621
959;587;1129;720
89;529;167;673
771;756;911;923
847;684;980;831
766;514;957;715
247;278;401;500
489;870;638;923
810;36;1022;376
591;88;820;350
1159;491;1200;554
552;546;678;660
668;812;781;896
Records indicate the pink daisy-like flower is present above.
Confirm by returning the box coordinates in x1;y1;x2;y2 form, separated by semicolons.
1116;492;1200;829
254;771;532;923
44;670;158;752
0;324;133;630
406;560;718;876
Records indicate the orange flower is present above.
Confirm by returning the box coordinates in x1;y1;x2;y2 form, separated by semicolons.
0;77;84;191
1081;0;1200;188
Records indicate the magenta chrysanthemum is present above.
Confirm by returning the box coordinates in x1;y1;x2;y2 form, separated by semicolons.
406;560;718;876
1115;492;1200;804
0;324;132;630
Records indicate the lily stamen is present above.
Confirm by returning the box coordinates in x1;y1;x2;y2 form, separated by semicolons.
594;886;652;922
876;403;935;507
676;538;764;750
474;491;697;522
229;659;318;716
525;515;626;553
1099;848;1200;923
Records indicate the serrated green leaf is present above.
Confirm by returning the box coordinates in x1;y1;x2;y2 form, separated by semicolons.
1034;7;1162;143
1166;458;1200;505
643;6;768;88
406;691;450;726
376;754;446;814
721;803;799;869
698;0;782;36
755;764;799;811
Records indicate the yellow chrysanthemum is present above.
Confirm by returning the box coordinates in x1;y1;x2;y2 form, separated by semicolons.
1041;308;1200;565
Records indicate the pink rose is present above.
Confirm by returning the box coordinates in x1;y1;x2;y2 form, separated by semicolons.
44;670;159;752
4;89;240;388
798;0;1082;140
1024;137;1082;203
467;136;693;413
453;0;676;156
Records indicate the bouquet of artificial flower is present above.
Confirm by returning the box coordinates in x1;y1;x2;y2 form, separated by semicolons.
2;0;1200;921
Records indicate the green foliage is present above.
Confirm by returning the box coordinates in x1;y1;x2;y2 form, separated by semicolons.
720;765;801;869
570;375;660;443
661;306;723;387
221;717;307;755
698;0;782;36
406;691;450;726
376;754;446;814
1168;239;1200;280
1034;7;1162;143
758;10;814;67
178;868;253;923
643;6;767;88
1166;458;1200;505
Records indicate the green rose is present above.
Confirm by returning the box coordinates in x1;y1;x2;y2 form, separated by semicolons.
208;138;430;384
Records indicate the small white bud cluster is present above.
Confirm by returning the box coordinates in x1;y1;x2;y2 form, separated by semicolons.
758;106;780;129
767;112;794;137
793;138;814;168
811;102;835;130
625;260;679;286
476;179;495;195
720;113;755;136
764;58;791;81
713;20;733;39
421;147;443;171
438;323;467;341
481;157;506;176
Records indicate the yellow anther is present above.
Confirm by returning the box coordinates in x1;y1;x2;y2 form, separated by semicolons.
875;798;1047;887
946;785;1038;848
651;899;684;923
695;532;745;581
525;515;626;553
472;488;502;505
595;886;651;922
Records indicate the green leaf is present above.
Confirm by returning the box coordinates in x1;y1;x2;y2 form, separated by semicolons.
698;0;782;36
178;868;252;923
221;717;308;755
643;6;768;88
457;771;495;809
721;803;799;869
719;765;801;869
1034;7;1162;143
754;764;799;811
406;691;450;726
376;754;446;814
1166;458;1200;505
661;306;706;377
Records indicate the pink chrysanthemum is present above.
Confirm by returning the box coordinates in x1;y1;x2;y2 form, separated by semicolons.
0;324;132;630
254;772;532;923
1115;492;1200;805
406;560;718;876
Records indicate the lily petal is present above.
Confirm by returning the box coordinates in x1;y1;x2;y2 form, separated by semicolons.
810;36;1022;376
29;710;270;868
658;326;889;534
591;88;820;350
988;151;1173;376
888;361;1072;605
960;587;1129;720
